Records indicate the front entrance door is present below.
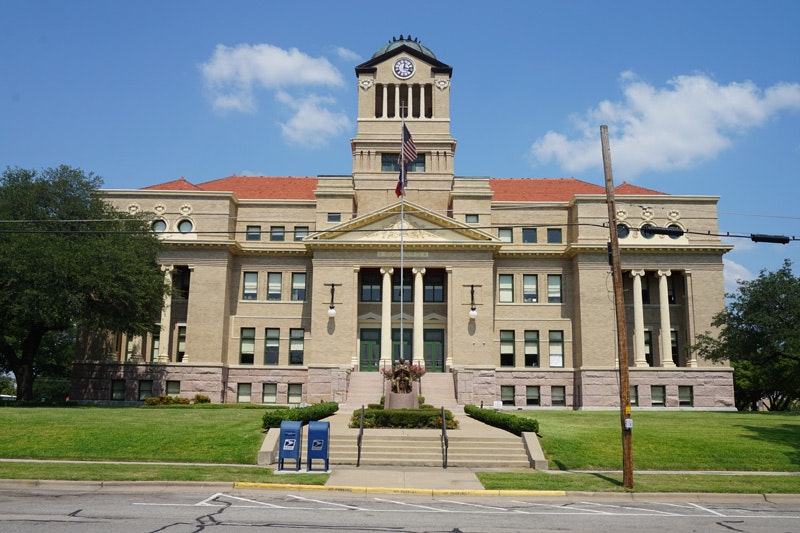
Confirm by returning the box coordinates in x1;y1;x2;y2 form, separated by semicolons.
423;329;445;372
359;329;381;371
391;328;413;364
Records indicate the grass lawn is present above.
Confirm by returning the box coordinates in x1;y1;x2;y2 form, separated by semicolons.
517;410;800;471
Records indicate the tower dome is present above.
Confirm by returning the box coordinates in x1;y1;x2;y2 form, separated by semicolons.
371;35;436;60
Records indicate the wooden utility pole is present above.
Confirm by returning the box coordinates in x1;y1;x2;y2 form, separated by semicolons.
600;125;634;490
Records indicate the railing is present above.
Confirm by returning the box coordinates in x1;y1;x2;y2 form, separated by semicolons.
356;405;365;467
440;405;449;469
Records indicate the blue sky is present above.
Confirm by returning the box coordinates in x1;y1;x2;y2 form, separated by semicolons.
2;0;798;293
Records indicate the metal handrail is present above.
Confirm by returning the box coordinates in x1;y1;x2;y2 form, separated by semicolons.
441;405;448;469
356;405;364;467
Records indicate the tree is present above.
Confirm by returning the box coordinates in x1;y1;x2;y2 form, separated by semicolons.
0;166;168;401
695;259;800;410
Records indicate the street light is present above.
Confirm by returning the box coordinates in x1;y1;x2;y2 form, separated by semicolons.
325;283;341;318
469;284;478;319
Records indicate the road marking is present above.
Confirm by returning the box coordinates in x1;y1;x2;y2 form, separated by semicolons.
288;494;366;510
373;497;454;512
687;502;726;516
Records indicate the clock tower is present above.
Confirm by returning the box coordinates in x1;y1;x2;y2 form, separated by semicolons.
351;36;456;213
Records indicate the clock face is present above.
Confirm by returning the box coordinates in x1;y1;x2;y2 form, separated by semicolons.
393;57;415;79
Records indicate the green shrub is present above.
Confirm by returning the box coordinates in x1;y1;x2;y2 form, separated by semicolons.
464;404;539;435
143;395;191;406
193;394;211;404
350;407;458;429
261;402;339;430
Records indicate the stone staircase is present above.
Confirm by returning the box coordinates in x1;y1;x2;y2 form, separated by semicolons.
329;370;533;469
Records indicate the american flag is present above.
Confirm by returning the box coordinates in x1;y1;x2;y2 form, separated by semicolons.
395;124;417;197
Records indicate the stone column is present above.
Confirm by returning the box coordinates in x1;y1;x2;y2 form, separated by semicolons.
381;84;387;118
658;270;675;367
394;85;400;118
156;266;173;362
419;84;426;119
413;267;426;367
380;267;394;368
630;270;648;367
684;270;698;367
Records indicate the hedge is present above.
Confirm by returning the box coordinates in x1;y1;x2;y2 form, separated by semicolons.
261;402;339;430
350;407;458;429
464;404;539;435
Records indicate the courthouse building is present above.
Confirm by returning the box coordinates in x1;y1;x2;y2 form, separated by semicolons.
70;36;735;409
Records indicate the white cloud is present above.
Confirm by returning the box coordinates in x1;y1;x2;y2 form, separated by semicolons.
723;258;754;295
276;92;352;147
200;43;344;113
334;47;360;62
530;72;800;179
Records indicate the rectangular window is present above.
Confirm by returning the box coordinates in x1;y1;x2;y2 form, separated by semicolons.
392;269;412;302
150;332;160;362
245;225;261;241
630;385;639;406
524;330;539;367
237;383;251;403
138;380;153;401
423;271;445;302
166;380;180;396
381;153;425;172
644;330;653;366
288;383;303;404
465;214;479;223
262;383;277;404
641;275;651;304
111;379;125;401
291;272;306;301
294;226;309;241
289;329;304;365
679;385;694;407
671;330;680;366
547;274;562;303
499;274;514;303
242;272;258;300
667;275;676;304
549;330;564;368
327;213;341;222
267;272;282;300
240;327;255;365
498;227;513;243
501;385;515;406
526;386;541;406
500;330;515;367
651;385;666;407
264;328;279;365
551;386;566;406
547;227;563;244
523;274;538;303
270;226;285;241
522;228;537;243
176;326;186;362
361;270;381;302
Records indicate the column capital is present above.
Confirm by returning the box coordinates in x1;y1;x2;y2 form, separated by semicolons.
380;267;394;276
412;267;426;276
657;269;672;278
161;265;174;274
629;269;645;278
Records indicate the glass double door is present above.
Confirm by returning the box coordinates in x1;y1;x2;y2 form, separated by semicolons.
359;328;444;372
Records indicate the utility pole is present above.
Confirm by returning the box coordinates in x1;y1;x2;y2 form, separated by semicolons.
600;125;634;490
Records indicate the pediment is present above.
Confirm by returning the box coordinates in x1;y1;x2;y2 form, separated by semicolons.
305;201;499;249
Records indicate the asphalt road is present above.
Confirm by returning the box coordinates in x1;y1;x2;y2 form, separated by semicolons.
0;483;798;532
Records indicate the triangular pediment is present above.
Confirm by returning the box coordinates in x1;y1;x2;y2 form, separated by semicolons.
305;201;499;249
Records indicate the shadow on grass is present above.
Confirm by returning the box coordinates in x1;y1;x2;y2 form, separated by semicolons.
553;460;624;487
739;423;800;469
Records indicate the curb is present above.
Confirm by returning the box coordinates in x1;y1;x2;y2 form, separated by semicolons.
234;481;567;497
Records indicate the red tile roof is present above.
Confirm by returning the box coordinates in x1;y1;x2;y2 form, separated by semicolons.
489;178;665;201
141;175;318;200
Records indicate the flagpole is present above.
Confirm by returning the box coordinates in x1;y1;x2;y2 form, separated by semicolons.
399;101;406;365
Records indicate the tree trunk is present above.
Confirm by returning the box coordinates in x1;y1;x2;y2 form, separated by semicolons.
13;329;46;401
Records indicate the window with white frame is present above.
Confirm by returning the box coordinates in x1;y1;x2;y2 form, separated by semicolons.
500;330;515;367
262;383;277;404
291;273;306;301
499;274;514;303
264;328;279;365
242;272;258;300
549;330;564;368
289;329;304;365
240;328;255;365
547;274;562;303
267;272;281;300
523;274;538;303
237;383;251;403
524;330;539;367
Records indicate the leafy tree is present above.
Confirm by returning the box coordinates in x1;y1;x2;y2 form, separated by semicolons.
695;259;800;410
0;374;14;396
0;166;168;401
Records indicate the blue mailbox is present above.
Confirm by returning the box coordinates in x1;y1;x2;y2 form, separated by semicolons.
277;420;303;471
306;421;330;471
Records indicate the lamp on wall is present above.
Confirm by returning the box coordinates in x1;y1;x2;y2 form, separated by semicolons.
325;283;341;318
469;284;478;319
